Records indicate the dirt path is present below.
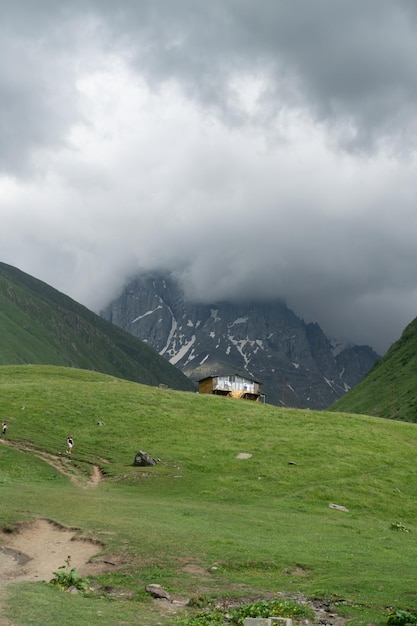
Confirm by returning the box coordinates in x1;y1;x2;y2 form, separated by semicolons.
0;438;104;488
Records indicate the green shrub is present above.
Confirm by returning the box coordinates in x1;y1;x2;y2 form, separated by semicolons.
176;597;314;626
387;609;417;626
176;613;225;626
49;557;90;592
390;522;410;532
229;599;314;624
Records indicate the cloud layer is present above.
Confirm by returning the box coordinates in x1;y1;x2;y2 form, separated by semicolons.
2;1;417;353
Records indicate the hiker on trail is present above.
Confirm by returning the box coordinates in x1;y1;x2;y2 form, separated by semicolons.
66;435;74;454
2;421;7;436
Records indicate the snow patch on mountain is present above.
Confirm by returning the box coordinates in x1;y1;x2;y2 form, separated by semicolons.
229;317;249;327
131;305;162;323
170;335;196;365
160;305;177;356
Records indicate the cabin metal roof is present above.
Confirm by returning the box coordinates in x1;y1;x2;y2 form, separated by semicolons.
198;373;262;385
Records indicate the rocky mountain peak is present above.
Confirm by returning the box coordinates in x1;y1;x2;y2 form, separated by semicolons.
101;273;379;409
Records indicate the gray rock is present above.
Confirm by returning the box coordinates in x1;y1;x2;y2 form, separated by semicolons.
134;451;158;467
329;503;349;512
145;583;171;600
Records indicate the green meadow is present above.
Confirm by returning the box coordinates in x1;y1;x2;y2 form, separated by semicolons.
1;365;417;625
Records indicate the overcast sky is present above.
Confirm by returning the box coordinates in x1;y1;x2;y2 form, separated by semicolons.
2;1;417;354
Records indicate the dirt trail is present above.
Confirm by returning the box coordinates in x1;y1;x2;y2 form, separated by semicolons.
0;438;104;488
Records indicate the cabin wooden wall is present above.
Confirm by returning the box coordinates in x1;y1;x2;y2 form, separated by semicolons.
198;378;215;394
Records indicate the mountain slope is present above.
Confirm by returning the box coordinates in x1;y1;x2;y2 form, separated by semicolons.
329;316;417;422
101;272;379;408
0;262;195;392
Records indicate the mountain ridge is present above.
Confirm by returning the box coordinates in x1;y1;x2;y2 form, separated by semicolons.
101;272;379;408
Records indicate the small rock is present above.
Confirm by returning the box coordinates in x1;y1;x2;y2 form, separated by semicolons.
329;503;349;512
236;452;252;459
146;584;171;600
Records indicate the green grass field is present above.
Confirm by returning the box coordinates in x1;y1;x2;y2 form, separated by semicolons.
1;364;417;625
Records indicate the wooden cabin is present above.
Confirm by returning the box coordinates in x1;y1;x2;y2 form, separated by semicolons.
198;374;265;402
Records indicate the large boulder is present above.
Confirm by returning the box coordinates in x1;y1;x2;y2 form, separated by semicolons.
133;450;158;467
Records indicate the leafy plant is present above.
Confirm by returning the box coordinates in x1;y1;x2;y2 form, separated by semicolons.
387;609;417;626
49;556;90;592
175;611;225;626
175;598;315;626
229;599;314;624
390;522;410;532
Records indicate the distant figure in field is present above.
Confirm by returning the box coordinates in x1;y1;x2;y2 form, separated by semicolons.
2;421;7;437
66;435;74;454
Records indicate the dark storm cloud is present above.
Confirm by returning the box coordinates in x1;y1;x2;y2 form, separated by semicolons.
86;0;417;150
1;1;417;355
5;1;417;160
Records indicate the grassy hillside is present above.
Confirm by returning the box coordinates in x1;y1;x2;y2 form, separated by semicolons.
329;317;417;422
1;365;417;625
0;262;195;392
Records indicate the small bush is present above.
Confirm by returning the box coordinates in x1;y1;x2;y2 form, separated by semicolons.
229;599;315;624
387;609;417;626
175;609;224;626
390;522;410;532
49;556;90;592
175;597;314;626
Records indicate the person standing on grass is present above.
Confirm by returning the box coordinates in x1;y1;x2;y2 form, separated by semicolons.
66;435;74;454
2;421;7;437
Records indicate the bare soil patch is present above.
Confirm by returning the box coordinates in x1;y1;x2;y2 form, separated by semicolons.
0;519;114;625
0;519;104;586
